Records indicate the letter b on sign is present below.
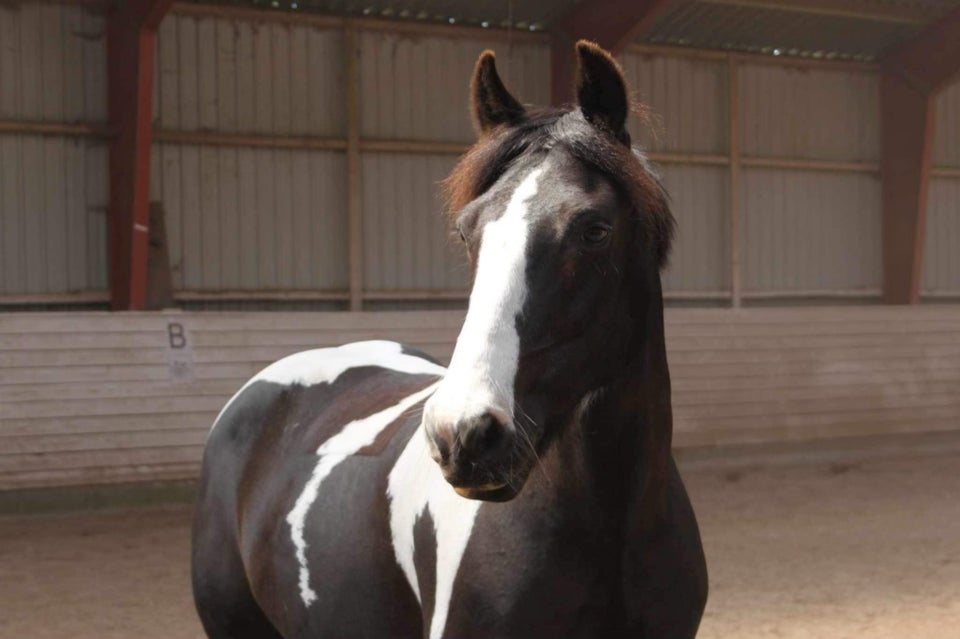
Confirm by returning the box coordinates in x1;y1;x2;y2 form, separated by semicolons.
166;321;194;380
168;322;187;349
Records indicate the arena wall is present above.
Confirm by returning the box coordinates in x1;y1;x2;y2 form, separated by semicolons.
2;306;958;489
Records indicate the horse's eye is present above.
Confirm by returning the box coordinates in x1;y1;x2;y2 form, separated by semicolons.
581;223;611;247
458;229;467;243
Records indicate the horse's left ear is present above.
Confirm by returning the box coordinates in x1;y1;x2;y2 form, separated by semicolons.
575;41;630;145
470;50;526;135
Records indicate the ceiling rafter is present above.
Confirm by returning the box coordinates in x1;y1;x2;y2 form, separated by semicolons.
698;0;949;25
882;5;960;91
550;0;676;105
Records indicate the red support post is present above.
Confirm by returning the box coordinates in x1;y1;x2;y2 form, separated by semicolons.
879;7;960;304
550;0;675;105
879;74;934;304
106;1;174;310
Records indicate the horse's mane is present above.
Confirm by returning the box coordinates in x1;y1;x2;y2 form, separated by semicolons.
443;107;675;268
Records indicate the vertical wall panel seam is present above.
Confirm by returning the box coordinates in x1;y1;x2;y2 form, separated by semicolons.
728;54;741;307
345;27;362;309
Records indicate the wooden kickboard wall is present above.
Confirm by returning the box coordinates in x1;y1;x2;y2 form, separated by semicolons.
1;307;958;489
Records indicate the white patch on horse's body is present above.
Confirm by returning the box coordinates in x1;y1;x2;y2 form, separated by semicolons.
287;380;442;606
210;340;445;433
380;167;546;634
424;165;545;430
388;428;482;639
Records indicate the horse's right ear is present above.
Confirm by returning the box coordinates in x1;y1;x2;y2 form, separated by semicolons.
575;40;630;145
470;51;526;135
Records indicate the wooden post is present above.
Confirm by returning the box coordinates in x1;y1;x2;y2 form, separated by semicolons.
728;54;742;308
107;0;174;310
345;27;363;312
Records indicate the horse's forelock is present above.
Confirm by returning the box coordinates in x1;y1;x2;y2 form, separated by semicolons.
443;107;675;268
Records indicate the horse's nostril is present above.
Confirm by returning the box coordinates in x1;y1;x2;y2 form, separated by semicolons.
458;411;508;462
431;425;454;465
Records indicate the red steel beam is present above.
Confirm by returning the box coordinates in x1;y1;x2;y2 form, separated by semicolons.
884;7;960;93
879;75;934;304
106;0;174;310
550;0;675;105
880;7;960;304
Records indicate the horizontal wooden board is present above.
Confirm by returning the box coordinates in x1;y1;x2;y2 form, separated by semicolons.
2;428;209;456
0;378;242;403
0;412;214;438
0;445;203;474
1;307;959;489
0;462;203;491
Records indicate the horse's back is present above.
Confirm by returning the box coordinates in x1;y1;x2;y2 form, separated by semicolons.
193;340;444;638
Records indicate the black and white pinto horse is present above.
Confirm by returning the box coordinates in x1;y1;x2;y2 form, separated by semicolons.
193;41;707;639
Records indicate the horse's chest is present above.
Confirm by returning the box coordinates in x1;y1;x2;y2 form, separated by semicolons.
247;389;617;638
390;447;617;636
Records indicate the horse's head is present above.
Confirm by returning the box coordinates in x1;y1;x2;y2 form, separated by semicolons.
423;41;674;501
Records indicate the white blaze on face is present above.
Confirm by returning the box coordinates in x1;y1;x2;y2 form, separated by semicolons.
425;165;545;432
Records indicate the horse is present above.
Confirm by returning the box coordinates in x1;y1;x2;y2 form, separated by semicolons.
192;40;708;639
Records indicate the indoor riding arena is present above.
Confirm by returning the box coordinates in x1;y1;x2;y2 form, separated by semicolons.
2;0;959;637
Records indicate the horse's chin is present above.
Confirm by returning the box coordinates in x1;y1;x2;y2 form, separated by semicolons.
453;482;520;502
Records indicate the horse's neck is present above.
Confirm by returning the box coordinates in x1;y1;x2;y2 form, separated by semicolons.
551;311;674;533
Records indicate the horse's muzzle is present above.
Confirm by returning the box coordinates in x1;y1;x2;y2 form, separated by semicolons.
426;410;518;500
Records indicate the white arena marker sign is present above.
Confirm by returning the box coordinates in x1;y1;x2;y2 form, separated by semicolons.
165;321;195;382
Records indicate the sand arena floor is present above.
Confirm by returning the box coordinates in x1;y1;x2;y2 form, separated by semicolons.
1;451;958;639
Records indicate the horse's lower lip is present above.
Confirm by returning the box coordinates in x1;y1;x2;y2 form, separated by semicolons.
454;481;506;495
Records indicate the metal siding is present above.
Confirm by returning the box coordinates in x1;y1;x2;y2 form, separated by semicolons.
658;165;729;292
739;63;879;161
0;4;108;296
361;152;468;291
155;14;345;135
358;31;549;142
154;144;349;291
619;53;728;154
921;177;960;294
153;12;349;292
934;78;960;168
0;4;106;120
741;168;881;292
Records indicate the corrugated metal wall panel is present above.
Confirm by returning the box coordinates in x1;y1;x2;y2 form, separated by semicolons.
921;177;960;294
0;4;106;122
0;4;108;296
4;307;959;488
934;78;960;168
739;64;879;161
619;53;727;154
155;14;345;136
152;144;348;291
658;165;729;292
361;152;468;291
741;169;881;292
359;32;549;142
0;137;109;296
